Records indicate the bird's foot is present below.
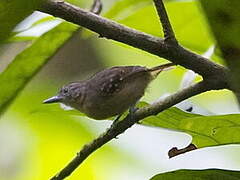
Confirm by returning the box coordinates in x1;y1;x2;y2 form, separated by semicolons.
128;106;138;120
129;106;138;115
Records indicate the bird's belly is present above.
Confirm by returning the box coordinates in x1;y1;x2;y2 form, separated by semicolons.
83;90;145;120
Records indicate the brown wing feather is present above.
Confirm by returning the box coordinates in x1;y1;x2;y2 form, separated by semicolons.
90;66;147;96
89;63;174;96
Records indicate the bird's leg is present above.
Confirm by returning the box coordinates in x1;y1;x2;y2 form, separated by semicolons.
129;106;138;115
111;103;138;127
128;103;139;119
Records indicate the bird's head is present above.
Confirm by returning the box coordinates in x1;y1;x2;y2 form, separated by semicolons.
43;82;83;105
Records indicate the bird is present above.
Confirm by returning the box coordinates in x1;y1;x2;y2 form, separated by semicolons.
43;63;175;120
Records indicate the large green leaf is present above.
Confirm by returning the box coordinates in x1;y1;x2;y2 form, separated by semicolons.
150;169;240;180
142;108;240;148
0;0;44;42
141;107;201;130
0;22;78;115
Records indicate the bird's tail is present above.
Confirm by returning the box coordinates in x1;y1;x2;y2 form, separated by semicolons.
148;62;175;78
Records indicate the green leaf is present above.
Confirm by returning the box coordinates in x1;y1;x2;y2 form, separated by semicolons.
180;114;240;148
6;36;37;42
32;16;56;27
142;107;201;130
0;0;45;42
0;22;78;115
142;108;240;148
150;169;240;180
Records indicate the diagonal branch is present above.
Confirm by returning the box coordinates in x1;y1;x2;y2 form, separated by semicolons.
39;0;230;82
50;80;214;180
153;0;177;44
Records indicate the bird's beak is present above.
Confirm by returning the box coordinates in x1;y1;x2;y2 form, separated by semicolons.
43;96;62;104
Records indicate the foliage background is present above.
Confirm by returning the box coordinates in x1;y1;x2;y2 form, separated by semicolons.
0;0;239;179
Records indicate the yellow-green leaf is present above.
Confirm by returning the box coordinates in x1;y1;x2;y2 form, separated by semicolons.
151;169;240;180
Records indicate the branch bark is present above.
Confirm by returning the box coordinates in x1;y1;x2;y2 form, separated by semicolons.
153;0;177;44
39;0;230;83
50;81;214;180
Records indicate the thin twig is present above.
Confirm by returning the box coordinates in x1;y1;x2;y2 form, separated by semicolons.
153;0;177;44
39;0;229;80
90;0;102;14
50;80;216;180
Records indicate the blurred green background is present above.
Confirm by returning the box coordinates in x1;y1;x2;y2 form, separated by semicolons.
0;0;239;180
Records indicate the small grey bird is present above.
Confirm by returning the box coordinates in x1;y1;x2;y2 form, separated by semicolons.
43;63;174;120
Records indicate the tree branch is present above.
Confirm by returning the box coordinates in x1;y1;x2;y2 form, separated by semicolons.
50;80;215;180
153;0;177;44
39;0;230;83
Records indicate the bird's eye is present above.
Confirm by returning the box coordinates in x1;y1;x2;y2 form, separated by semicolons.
63;88;68;94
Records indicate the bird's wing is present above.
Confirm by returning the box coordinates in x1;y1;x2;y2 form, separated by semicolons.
92;66;147;96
